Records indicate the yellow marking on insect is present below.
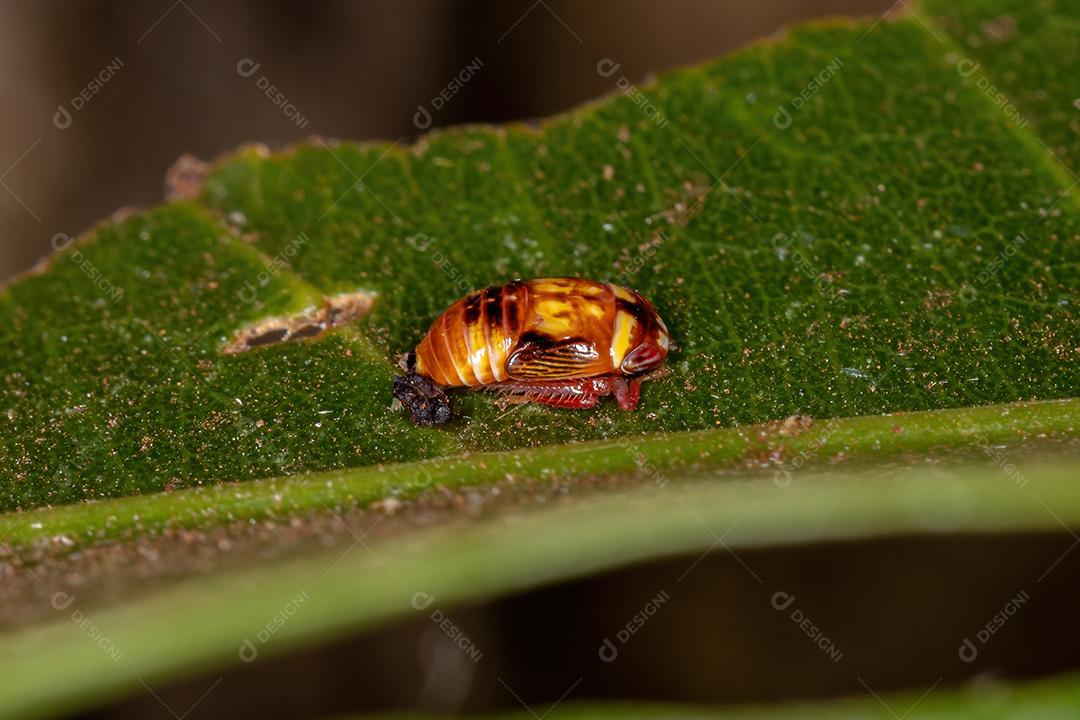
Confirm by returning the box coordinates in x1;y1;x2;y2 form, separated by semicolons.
610;284;637;303
532;297;577;336
609;308;637;368
441;323;471;386
463;317;492;385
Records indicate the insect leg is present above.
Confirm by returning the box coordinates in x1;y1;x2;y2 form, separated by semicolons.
484;378;606;409
519;390;600;409
612;377;641;411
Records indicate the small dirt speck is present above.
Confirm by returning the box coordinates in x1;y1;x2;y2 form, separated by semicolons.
165;154;211;201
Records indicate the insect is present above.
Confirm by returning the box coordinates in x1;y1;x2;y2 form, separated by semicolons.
393;277;671;426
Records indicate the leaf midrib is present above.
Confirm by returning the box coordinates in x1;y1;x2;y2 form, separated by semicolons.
1;397;1076;557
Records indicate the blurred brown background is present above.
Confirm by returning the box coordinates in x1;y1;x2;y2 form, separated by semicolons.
99;533;1080;718
0;0;892;282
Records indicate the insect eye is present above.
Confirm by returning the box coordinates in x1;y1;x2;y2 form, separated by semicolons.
621;343;662;375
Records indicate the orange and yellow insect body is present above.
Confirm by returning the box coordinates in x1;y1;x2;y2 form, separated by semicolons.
405;277;670;419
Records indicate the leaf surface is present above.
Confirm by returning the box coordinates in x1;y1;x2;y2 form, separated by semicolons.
2;4;1077;510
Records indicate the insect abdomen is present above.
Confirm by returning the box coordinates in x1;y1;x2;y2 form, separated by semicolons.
413;278;664;388
414;281;528;386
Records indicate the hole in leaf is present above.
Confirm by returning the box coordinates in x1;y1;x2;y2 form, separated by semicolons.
223;290;376;354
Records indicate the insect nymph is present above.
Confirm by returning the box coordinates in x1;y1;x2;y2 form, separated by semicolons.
393;277;671;426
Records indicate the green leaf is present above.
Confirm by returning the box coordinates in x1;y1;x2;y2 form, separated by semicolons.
2;2;1077;511
2;453;1079;718
1;0;1079;716
922;0;1080;175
